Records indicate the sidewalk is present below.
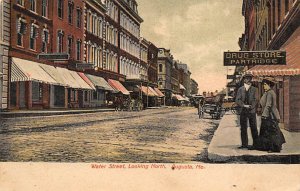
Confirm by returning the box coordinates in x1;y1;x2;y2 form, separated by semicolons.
208;113;300;163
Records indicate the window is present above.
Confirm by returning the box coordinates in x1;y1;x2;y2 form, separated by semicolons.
30;0;36;12
84;91;88;102
17;0;24;6
68;2;74;24
42;29;49;53
159;64;162;72
76;40;81;60
57;30;64;52
30;24;38;50
67;36;73;57
58;0;64;19
17;18;26;46
76;9;82;28
285;0;289;14
32;82;43;102
93;91;98;100
42;0;48;17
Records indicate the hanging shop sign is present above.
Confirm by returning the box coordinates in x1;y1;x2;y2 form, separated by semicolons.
224;51;286;66
69;62;94;70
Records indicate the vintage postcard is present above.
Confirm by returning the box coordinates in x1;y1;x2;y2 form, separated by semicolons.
0;0;300;190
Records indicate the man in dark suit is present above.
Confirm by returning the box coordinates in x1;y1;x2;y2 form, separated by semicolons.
235;74;259;149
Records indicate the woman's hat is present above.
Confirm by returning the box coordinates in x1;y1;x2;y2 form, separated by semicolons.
262;77;277;87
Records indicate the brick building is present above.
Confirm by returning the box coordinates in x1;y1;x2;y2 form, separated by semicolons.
8;0;95;110
241;0;300;131
0;0;10;111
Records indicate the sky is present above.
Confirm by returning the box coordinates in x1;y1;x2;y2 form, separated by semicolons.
137;0;244;93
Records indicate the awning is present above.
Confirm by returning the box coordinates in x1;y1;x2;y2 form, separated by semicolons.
77;72;96;90
108;79;130;95
179;84;186;90
56;67;94;90
40;64;68;87
11;57;58;85
85;74;116;92
154;88;165;97
172;94;185;101
148;87;159;97
246;28;300;76
139;86;156;97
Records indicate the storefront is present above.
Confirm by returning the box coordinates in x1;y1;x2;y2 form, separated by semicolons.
84;74;117;107
10;57;60;109
153;87;165;106
246;28;300;131
10;57;95;110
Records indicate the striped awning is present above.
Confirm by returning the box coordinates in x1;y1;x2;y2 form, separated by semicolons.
246;28;300;76
56;67;94;90
154;88;165;97
139;86;157;97
108;79;130;95
85;74;116;92
11;57;58;85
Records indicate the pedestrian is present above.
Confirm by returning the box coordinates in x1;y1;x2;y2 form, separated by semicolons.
257;77;285;153
114;96;120;112
235;74;259;149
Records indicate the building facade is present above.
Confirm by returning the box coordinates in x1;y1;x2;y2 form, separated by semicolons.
241;0;300;131
0;0;10;111
178;62;191;97
190;78;199;95
157;48;173;105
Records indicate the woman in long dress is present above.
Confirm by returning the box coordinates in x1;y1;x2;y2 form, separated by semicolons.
258;78;285;152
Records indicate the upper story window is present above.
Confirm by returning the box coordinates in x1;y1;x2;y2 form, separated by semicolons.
159;64;163;72
42;0;48;17
76;40;82;60
17;18;27;46
67;36;73;57
30;0;36;12
68;2;74;24
17;0;24;6
76;8;82;28
57;30;64;53
30;23;39;50
58;0;64;19
42;29;49;53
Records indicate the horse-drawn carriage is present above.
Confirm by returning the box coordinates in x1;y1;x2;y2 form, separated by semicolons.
198;94;225;119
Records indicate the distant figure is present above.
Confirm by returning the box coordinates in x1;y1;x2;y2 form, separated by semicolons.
257;77;285;152
235;74;259;150
114;97;120;112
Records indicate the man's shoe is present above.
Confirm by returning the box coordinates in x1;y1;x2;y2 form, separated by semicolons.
248;146;256;150
238;146;248;149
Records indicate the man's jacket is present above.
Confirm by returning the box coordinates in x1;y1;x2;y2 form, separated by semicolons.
235;85;258;114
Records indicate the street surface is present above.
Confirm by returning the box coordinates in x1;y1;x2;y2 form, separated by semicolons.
0;107;219;163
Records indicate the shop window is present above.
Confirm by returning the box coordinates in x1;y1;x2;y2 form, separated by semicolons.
84;91;88;102
76;8;82;28
32;82;43;102
58;0;64;19
10;83;17;107
68;2;74;24
93;91;98;100
42;0;48;17
42;29;49;53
